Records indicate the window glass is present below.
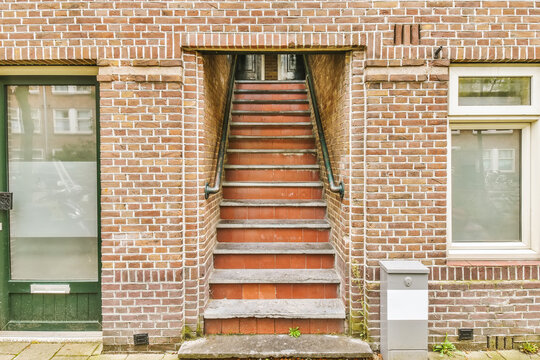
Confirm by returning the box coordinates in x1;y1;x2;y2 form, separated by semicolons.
6;85;98;280
458;77;530;106
452;129;521;242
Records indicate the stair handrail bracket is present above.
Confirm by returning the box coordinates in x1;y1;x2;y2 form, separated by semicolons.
205;55;239;199
302;55;345;200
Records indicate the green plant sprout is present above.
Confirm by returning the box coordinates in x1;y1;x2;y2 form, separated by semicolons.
520;341;539;354
288;327;301;338
432;334;457;356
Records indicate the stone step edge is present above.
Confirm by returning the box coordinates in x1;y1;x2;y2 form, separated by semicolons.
209;269;340;284
204;299;346;319
231;111;311;116
235;89;307;94
227;149;316;153
214;242;334;255
233;99;309;104
222;181;323;187
229;135;314;139
216;220;331;229
177;335;373;360
230;122;312;126
225;165;320;169
236;80;306;84
220;200;326;207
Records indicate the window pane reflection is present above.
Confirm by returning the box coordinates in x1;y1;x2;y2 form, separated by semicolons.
7;85;98;281
452;129;521;242
458;77;530;106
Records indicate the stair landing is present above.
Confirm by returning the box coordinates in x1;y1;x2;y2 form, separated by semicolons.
178;335;373;359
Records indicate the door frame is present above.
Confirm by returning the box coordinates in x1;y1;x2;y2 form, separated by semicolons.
0;75;101;331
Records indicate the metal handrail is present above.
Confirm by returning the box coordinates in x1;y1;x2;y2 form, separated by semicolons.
302;54;345;199
205;55;238;199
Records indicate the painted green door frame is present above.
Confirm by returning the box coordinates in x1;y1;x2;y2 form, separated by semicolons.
0;76;101;331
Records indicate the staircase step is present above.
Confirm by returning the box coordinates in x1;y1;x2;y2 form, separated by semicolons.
233;99;309;104
221;199;326;207
178;334;373;359
226;151;317;166
235;91;308;101
225;169;320;182
234;103;309;112
204;299;345;319
222;181;322;187
236;80;306;84
217;228;329;243
236;82;306;91
214;242;333;255
232;110;311;116
217;219;331;228
231;122;311;126
210;269;340;284
228;136;315;150
231;123;313;136
210;270;339;299
222;183;323;200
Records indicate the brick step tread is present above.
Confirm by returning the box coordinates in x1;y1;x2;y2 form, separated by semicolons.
217;219;331;229
177;334;373;359
225;165;320;169
229;135;315;139
233;100;309;104
235;90;307;94
236;80;306;84
204;299;346;319
222;181;323;187
221;200;326;207
231;110;311;116
214;242;334;255
209;269;340;284
227;149;316;153
231;122;312;126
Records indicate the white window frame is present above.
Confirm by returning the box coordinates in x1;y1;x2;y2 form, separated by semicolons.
51;85;92;95
53;108;93;134
8;107;41;134
449;65;540;260
449;65;540;116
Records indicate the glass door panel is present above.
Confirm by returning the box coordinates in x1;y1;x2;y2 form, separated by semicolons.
6;85;98;281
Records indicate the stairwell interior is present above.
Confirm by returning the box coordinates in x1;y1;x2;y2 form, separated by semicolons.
204;54;346;335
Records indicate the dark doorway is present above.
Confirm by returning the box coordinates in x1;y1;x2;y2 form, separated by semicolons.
235;54;305;81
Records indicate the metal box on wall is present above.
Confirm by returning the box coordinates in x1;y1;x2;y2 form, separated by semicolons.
380;260;429;360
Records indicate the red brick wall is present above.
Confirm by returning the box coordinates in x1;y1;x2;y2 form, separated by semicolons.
1;0;540;351
99;67;184;350
307;53;352;324
199;54;233;333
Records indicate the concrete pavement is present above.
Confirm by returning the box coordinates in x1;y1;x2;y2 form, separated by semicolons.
0;341;538;359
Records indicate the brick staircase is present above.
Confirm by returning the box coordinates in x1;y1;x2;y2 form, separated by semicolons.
204;80;345;335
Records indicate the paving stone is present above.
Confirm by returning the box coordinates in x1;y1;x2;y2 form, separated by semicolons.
51;357;89;360
464;352;490;360
88;355;128;360
92;344;103;355
56;343;100;356
13;343;63;360
162;355;178;360
125;355;163;360
495;350;539;359
484;351;507;360
0;343;30;355
0;355;15;360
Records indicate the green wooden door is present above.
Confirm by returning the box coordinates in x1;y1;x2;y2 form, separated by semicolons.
0;77;101;330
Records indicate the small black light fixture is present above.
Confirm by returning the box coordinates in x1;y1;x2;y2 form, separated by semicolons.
458;328;474;341
133;333;149;346
434;45;444;59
